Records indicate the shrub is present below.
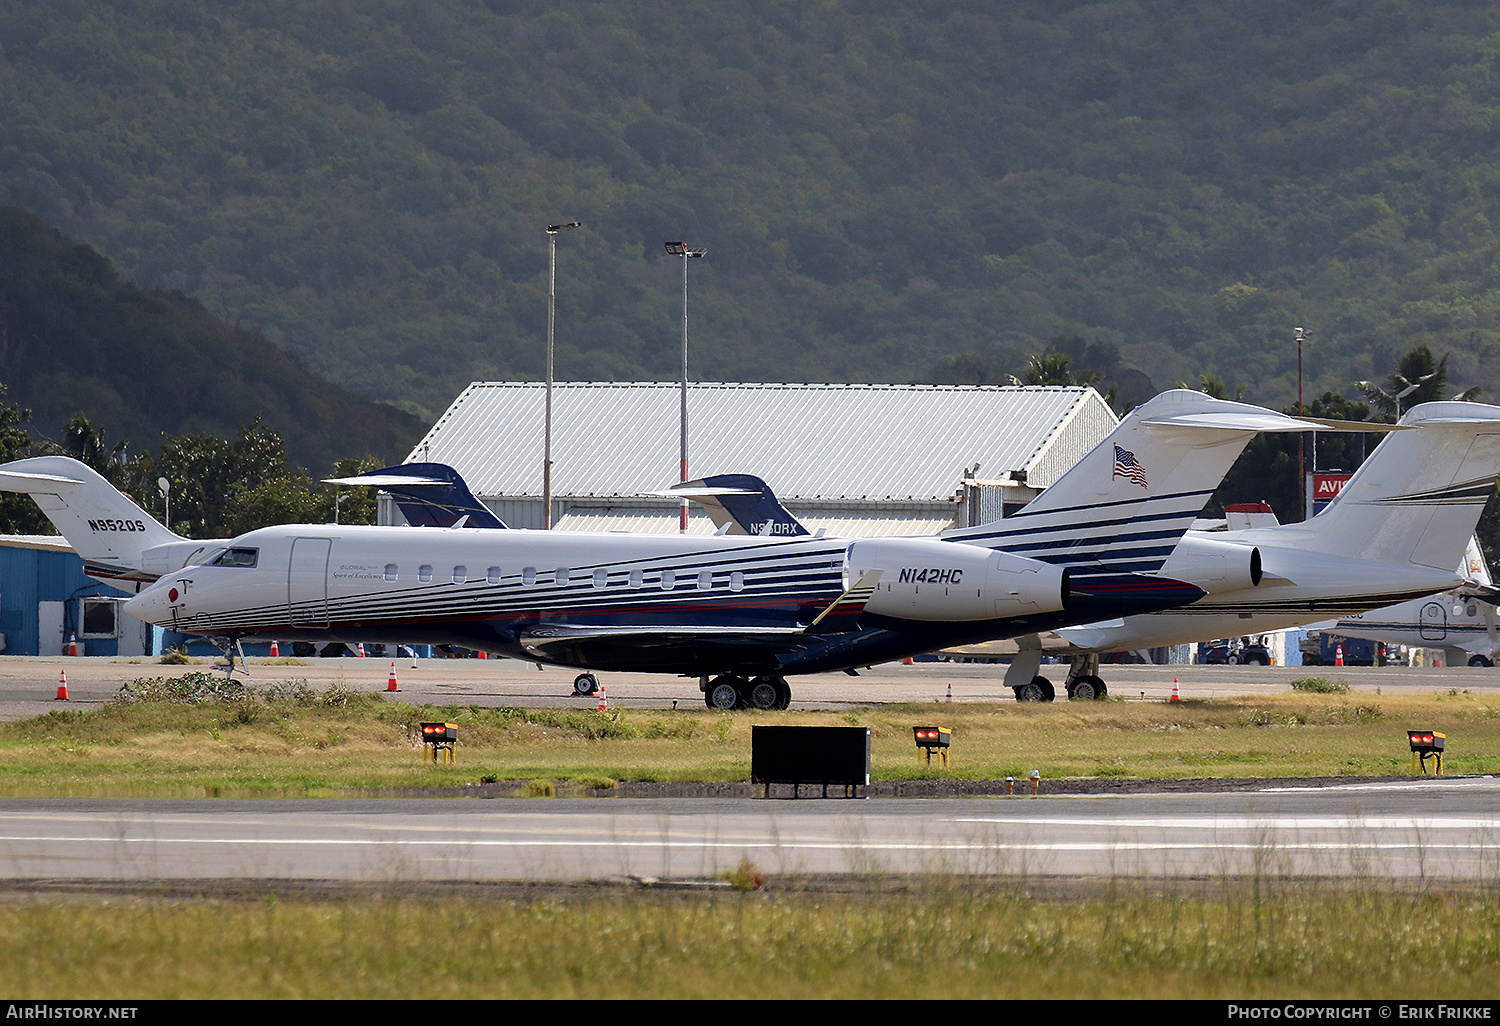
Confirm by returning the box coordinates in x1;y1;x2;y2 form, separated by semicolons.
1290;676;1350;693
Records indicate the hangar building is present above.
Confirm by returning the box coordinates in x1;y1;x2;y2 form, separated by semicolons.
400;383;1118;535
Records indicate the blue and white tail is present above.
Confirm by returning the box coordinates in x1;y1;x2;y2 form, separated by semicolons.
946;389;1314;576
668;474;809;536
324;463;507;529
1273;401;1500;572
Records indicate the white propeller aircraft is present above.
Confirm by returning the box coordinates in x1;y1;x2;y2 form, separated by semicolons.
114;390;1313;708
1298;536;1500;668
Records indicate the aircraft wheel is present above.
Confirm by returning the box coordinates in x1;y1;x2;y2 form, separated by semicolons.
1015;678;1047;702
707;678;742;710
773;678;792;710
1470;655;1494;668
572;673;599;695
1069;675;1107;700
748;677;780;710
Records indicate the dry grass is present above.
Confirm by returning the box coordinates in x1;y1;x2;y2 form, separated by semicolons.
1;883;1497;999
0;675;1496;797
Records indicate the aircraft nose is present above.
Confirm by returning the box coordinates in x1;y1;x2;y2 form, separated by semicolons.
124;583;173;625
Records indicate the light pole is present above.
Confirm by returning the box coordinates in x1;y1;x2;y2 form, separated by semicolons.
665;241;706;533
1295;326;1307;519
157;476;170;531
1395;381;1420;420
544;221;580;530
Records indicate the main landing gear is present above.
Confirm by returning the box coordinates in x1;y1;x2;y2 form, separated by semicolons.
703;674;791;710
1061;652;1108;701
572;673;600;695
1008;651;1110;702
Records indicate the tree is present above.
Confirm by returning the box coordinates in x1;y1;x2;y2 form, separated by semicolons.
0;383;51;534
62;413;128;485
1355;345;1482;420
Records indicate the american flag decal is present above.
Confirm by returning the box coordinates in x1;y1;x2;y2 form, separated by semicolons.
1113;446;1148;487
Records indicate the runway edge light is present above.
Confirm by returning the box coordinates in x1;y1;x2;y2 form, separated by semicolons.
912;726;951;767
421;722;458;763
1407;729;1446;776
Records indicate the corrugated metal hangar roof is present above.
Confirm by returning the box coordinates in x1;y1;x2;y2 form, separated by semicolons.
409;382;1117;504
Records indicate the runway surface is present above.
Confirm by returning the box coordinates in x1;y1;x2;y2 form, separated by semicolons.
2;657;1497;887
3;654;1499;721
2;777;1497;885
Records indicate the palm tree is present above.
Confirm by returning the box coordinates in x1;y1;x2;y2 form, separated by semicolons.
1356;344;1482;419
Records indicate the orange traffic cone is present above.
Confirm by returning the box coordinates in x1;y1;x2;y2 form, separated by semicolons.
67;633;78;657
1170;678;1181;702
55;669;69;701
945;680;953;703
478;650;487;659
357;643;366;658
269;640;279;657
1335;644;1344;667
385;661;400;692
597;686;608;712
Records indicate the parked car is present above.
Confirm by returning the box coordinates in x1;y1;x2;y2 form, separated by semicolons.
1198;637;1272;665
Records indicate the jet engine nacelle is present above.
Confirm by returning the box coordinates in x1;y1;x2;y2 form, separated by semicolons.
848;538;1069;621
139;540;219;580
1157;534;1262;592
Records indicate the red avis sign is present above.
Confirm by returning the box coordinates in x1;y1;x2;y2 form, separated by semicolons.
1314;474;1352;499
1313;473;1352;513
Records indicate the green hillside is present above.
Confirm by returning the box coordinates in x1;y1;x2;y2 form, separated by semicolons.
0;206;421;472
2;1;1500;423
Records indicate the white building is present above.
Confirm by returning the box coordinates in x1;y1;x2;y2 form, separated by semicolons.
402;382;1119;535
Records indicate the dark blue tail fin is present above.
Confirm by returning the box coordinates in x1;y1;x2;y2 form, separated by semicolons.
324;463;507;529
670;474;809;536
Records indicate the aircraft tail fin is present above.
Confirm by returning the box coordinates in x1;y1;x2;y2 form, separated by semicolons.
324;463;507;529
668;474;809;537
1463;535;1493;587
1287;402;1500;571
948;389;1314;576
0;456;184;576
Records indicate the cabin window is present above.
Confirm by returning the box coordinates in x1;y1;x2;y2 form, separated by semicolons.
660;569;676;590
592;569;608;589
629;569;644;589
384;564;398;582
418;564;433;584
697;570;712;591
487;566;501;585
730;572;745;592
452;565;467;583
210;547;259;568
557;567;572;585
523;567;537;586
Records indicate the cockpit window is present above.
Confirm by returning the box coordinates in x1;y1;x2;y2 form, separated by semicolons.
210;547;259;568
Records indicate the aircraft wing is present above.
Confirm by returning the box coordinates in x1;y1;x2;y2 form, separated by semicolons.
520;570;884;667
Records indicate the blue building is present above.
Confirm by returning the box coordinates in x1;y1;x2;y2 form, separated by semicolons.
0;536;143;656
